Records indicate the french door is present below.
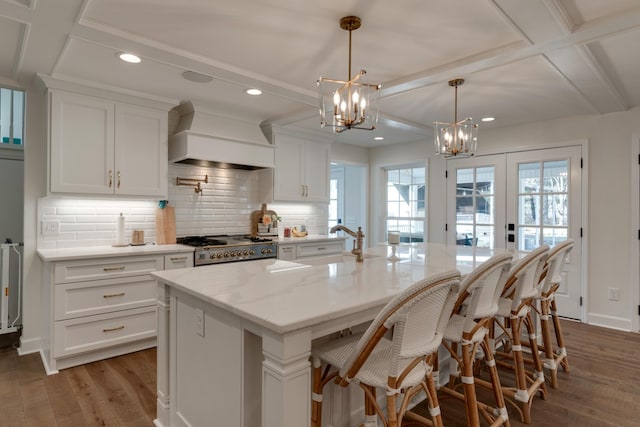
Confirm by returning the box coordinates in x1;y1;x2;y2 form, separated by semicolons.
447;146;583;319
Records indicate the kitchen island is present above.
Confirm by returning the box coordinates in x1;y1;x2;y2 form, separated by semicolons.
151;243;509;427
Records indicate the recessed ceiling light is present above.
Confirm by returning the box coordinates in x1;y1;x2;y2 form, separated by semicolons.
118;52;141;64
182;70;213;83
481;117;495;122
374;136;384;141
245;88;262;96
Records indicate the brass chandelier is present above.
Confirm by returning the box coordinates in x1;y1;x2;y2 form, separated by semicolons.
434;78;478;157
318;16;381;133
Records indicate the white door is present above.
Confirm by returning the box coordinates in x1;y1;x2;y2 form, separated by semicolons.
446;147;583;320
446;154;506;248
506;146;583;319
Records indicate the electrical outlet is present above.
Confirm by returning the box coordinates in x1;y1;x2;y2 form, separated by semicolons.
41;220;60;236
195;308;205;337
607;287;620;301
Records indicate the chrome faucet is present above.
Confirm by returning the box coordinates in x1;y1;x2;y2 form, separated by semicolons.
330;225;365;262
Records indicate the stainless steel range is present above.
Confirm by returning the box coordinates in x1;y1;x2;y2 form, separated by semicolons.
177;235;277;266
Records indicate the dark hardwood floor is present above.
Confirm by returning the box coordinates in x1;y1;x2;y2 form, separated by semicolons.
0;320;638;426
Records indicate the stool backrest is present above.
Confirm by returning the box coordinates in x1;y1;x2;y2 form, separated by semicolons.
459;253;513;331
503;245;549;312
338;270;460;383
540;239;575;294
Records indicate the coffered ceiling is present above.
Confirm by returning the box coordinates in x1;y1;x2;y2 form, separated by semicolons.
1;0;639;147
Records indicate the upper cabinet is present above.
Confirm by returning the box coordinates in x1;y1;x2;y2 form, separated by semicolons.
48;87;170;197
269;129;330;203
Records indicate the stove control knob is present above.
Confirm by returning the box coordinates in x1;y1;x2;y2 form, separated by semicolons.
209;253;215;259
243;250;250;256
267;249;272;254
249;250;256;255
216;253;223;258
232;251;238;257
224;252;230;258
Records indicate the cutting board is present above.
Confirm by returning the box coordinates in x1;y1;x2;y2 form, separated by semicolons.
156;206;176;244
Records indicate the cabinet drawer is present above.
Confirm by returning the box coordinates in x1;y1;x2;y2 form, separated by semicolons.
54;255;164;283
164;253;194;270
277;244;296;260
52;306;157;357
54;275;157;321
296;241;344;258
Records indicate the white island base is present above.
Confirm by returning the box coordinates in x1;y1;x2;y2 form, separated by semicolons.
155;281;379;427
152;244;508;427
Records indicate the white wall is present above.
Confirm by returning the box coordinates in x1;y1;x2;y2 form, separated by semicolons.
0;156;23;243
366;109;640;331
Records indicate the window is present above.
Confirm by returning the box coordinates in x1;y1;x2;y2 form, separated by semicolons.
455;166;496;248
385;166;425;242
0;88;25;146
516;160;569;250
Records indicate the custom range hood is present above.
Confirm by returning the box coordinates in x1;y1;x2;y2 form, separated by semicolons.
169;101;274;170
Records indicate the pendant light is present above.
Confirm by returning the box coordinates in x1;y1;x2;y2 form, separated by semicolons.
318;16;381;133
434;78;478;157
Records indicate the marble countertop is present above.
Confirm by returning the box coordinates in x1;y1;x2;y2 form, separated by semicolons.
37;243;194;261
152;243;511;335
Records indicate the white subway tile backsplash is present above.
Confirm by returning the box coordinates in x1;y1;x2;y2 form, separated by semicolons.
37;164;328;249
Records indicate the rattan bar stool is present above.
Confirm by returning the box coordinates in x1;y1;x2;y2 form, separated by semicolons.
481;245;549;424
310;270;461;427
438;253;513;427
535;239;575;388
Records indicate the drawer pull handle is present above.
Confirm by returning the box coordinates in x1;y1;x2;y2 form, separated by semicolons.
103;325;125;333
170;256;188;261
317;247;326;251
103;292;125;299
103;266;126;272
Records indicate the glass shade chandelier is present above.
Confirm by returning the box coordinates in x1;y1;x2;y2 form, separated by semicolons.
434;78;478;157
318;16;380;133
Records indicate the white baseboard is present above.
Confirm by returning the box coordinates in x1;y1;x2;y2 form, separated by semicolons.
587;313;632;332
17;336;41;356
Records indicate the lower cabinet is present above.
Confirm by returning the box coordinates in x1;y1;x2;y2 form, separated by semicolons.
41;251;193;374
277;238;346;261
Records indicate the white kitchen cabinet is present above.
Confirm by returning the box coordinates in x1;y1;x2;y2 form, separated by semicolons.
276;237;346;261
273;133;329;202
277;244;296;260
40;249;192;374
49;90;168;197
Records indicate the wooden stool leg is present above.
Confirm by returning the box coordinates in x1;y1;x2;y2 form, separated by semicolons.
481;336;510;427
509;315;533;423
386;379;398;427
460;341;481;427
550;298;570;372
524;312;547;400
311;361;323;427
363;385;378;427
539;297;559;388
425;372;444;427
